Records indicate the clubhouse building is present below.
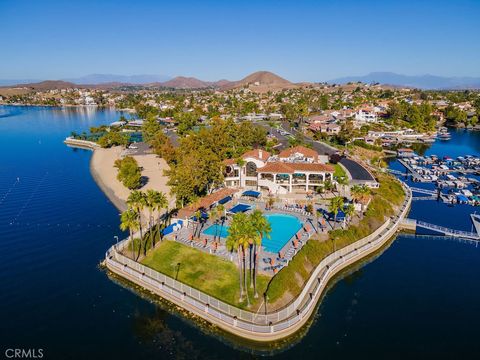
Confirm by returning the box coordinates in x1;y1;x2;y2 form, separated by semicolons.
223;146;335;194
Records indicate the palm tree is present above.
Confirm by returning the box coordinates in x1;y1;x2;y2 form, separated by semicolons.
209;207;219;242
127;190;147;256
350;185;371;212
336;176;349;197
323;178;334;196
145;190;157;247
216;203;226;240
152;191;168;243
250;210;271;298
328;196;344;230
344;203;355;227
120;209;139;260
226;215;245;302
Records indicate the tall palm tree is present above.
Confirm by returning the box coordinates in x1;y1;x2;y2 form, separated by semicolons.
226;215;245;302
344;203;355;227
127;190;147;256
145;190;157;247
237;220;256;307
152;191;168;243
217;203;226;239
328;196;344;230
323;178;334;196
250;210;271;298
336;176;349;197
120;209;139;260
209;207;219;242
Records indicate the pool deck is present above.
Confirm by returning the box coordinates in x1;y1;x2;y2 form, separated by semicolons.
105;182;412;342
172;207;317;275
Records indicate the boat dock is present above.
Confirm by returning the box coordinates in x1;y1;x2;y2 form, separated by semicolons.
400;218;480;240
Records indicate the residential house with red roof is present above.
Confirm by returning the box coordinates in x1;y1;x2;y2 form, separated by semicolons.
223;146;334;194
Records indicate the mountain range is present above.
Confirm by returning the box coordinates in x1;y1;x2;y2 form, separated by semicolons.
1;71;298;92
328;72;480;89
3;71;480;91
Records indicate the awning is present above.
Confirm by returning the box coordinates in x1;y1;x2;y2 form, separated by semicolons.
218;195;232;205
242;190;261;198
228;203;251;214
161;220;183;236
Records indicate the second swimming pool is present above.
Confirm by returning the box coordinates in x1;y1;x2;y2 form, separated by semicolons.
202;213;303;253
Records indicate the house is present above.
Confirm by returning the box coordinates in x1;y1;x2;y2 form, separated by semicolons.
223;147;334;194
355;106;378;123
309;122;341;135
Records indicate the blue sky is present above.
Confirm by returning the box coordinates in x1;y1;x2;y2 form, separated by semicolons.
1;0;479;81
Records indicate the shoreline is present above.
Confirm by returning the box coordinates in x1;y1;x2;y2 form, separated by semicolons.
105;182;412;342
86;145;174;216
89;150;127;212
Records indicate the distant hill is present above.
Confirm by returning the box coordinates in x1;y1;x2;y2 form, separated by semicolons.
152;76;213;89
222;71;297;92
63;73;171;85
328;72;480;90
5;80;79;90
1;71;302;92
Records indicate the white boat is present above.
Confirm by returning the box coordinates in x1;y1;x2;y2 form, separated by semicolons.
461;189;473;197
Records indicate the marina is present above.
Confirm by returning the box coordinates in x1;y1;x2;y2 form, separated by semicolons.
394;150;480;207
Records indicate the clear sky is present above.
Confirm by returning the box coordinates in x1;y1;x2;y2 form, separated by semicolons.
1;0;479;82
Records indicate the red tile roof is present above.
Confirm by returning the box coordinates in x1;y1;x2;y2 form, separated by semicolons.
279;146;318;159
177;188;238;219
242;148;270;161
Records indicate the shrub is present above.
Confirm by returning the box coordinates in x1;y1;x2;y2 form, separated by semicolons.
115;156;142;189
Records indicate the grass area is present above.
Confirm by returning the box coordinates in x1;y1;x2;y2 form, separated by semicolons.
141;240;271;309
267;173;405;304
333;163;347;178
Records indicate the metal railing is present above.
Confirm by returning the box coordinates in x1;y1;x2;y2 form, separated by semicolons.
105;180;412;336
416;220;479;239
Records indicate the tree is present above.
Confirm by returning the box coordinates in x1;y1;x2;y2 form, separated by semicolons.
249;210;271;298
150;132;177;164
152;191;168;243
329;196;344;231
176;112;198;135
127;191;147;258
145;190;167;248
120;209;139;260
226;212;256;305
115;156;142;189
344;203;355;226
98;131;129;148
142;115;162;143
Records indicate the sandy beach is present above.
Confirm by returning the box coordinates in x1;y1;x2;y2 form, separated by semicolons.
90;146;175;215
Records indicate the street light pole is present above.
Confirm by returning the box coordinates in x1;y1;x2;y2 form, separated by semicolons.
114;235;119;251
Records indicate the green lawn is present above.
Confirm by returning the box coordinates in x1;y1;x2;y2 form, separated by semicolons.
333;163;347;178
141;240;270;309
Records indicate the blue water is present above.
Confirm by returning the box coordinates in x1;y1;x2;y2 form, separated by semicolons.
202;213;302;253
1;106;480;359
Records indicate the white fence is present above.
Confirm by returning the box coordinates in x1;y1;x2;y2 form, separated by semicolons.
106;182;412;337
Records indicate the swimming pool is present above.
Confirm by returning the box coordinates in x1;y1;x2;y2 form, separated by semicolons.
202;213;303;253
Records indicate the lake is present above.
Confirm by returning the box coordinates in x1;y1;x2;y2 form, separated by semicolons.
1;105;479;359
